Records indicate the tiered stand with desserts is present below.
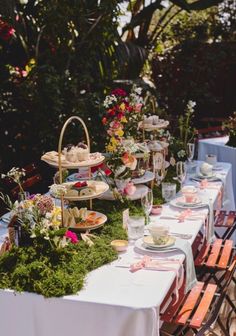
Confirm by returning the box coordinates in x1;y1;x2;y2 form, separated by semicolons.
139;115;170;188
41;116;109;231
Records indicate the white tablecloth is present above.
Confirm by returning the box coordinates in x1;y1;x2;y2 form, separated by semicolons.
0;163;231;336
198;137;236;205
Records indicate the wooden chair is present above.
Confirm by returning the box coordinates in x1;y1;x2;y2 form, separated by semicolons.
194;239;236;315
160;256;236;336
214;210;236;241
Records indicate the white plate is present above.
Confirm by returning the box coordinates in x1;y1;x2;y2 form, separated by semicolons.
132;171;155;185
1;212;12;224
69;211;107;231
99;184;148;201
212;164;223;171
42;153;105;169
177;197;202;206
51;181;109;201
134;238;178;254
142;121;169;131
170;197;206;209
143;235;176;249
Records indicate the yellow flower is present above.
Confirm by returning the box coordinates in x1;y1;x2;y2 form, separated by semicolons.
121;116;127;123
119;103;125;111
107;143;116;153
115;129;124;137
111;136;118;145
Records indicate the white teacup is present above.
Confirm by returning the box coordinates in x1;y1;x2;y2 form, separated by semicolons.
205;154;217;166
148;224;169;244
200;162;213;176
181;186;198;203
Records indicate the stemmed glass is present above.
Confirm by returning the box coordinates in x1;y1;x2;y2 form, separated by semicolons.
186;143;195;164
153;153;166;186
176;161;186;189
141;189;153;225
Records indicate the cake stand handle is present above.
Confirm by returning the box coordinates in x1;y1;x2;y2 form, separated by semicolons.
57;116;91;226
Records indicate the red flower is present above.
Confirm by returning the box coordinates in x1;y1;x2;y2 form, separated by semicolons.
0;19;15;41
117;112;124;120
111;88;127;97
102;117;107;125
108;109;115;116
65;230;78;244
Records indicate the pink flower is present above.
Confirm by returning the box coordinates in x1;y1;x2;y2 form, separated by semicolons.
111;88;127;97
124;182;136;196
36;195;54;215
110;120;122;129
65;230;78;244
134;103;142;113
121;152;137;170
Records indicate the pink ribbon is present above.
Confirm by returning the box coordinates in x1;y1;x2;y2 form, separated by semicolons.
177;209;193;222
130;255;184;303
199;179;223;210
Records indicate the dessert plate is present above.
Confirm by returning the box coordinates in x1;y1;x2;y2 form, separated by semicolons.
51;180;109;201
69;211;107;231
135;238;178;254
41;152;105;169
170;197;206;209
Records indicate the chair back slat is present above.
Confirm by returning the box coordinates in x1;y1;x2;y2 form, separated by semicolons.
175;282;204;325
214;210;226;227
217;240;233;269
225;211;236;227
205;239;222;267
190;284;217;329
194;242;210;266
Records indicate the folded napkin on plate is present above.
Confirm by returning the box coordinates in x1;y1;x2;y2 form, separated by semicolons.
129;238;197;295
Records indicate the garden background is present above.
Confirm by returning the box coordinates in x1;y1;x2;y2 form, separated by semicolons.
0;0;235;176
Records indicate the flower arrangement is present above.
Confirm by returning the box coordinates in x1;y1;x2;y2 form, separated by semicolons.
0;168;79;250
168;100;196;162
7;193;78;248
1;167;26;195
102;86;144;152
223;112;236;147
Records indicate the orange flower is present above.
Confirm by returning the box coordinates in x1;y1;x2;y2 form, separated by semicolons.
121;152;137;170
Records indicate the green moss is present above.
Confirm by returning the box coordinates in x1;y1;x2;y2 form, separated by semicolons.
0;185;169;298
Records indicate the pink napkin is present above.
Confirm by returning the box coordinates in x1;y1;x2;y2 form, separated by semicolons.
130;255;184;303
199;179;223;210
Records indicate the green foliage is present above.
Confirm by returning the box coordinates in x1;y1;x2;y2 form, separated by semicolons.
0;206;128;297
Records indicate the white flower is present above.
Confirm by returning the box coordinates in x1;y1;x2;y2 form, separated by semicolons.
49;184;67;197
103;94;117;108
133;87;142;95
177;150;186;158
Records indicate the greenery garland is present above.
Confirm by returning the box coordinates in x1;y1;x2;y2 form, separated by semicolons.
0;168;176;298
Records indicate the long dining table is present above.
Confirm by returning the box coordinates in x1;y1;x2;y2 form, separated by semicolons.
0;161;233;336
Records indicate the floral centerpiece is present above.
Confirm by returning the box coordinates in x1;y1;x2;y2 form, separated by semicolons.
0;168;78;250
223;112;236;147
101;87;152;200
102;86;144;152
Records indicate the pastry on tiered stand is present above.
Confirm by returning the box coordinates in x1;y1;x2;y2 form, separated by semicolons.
41;143;104;169
63;206;107;231
140;115;169;131
51;180;109;201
